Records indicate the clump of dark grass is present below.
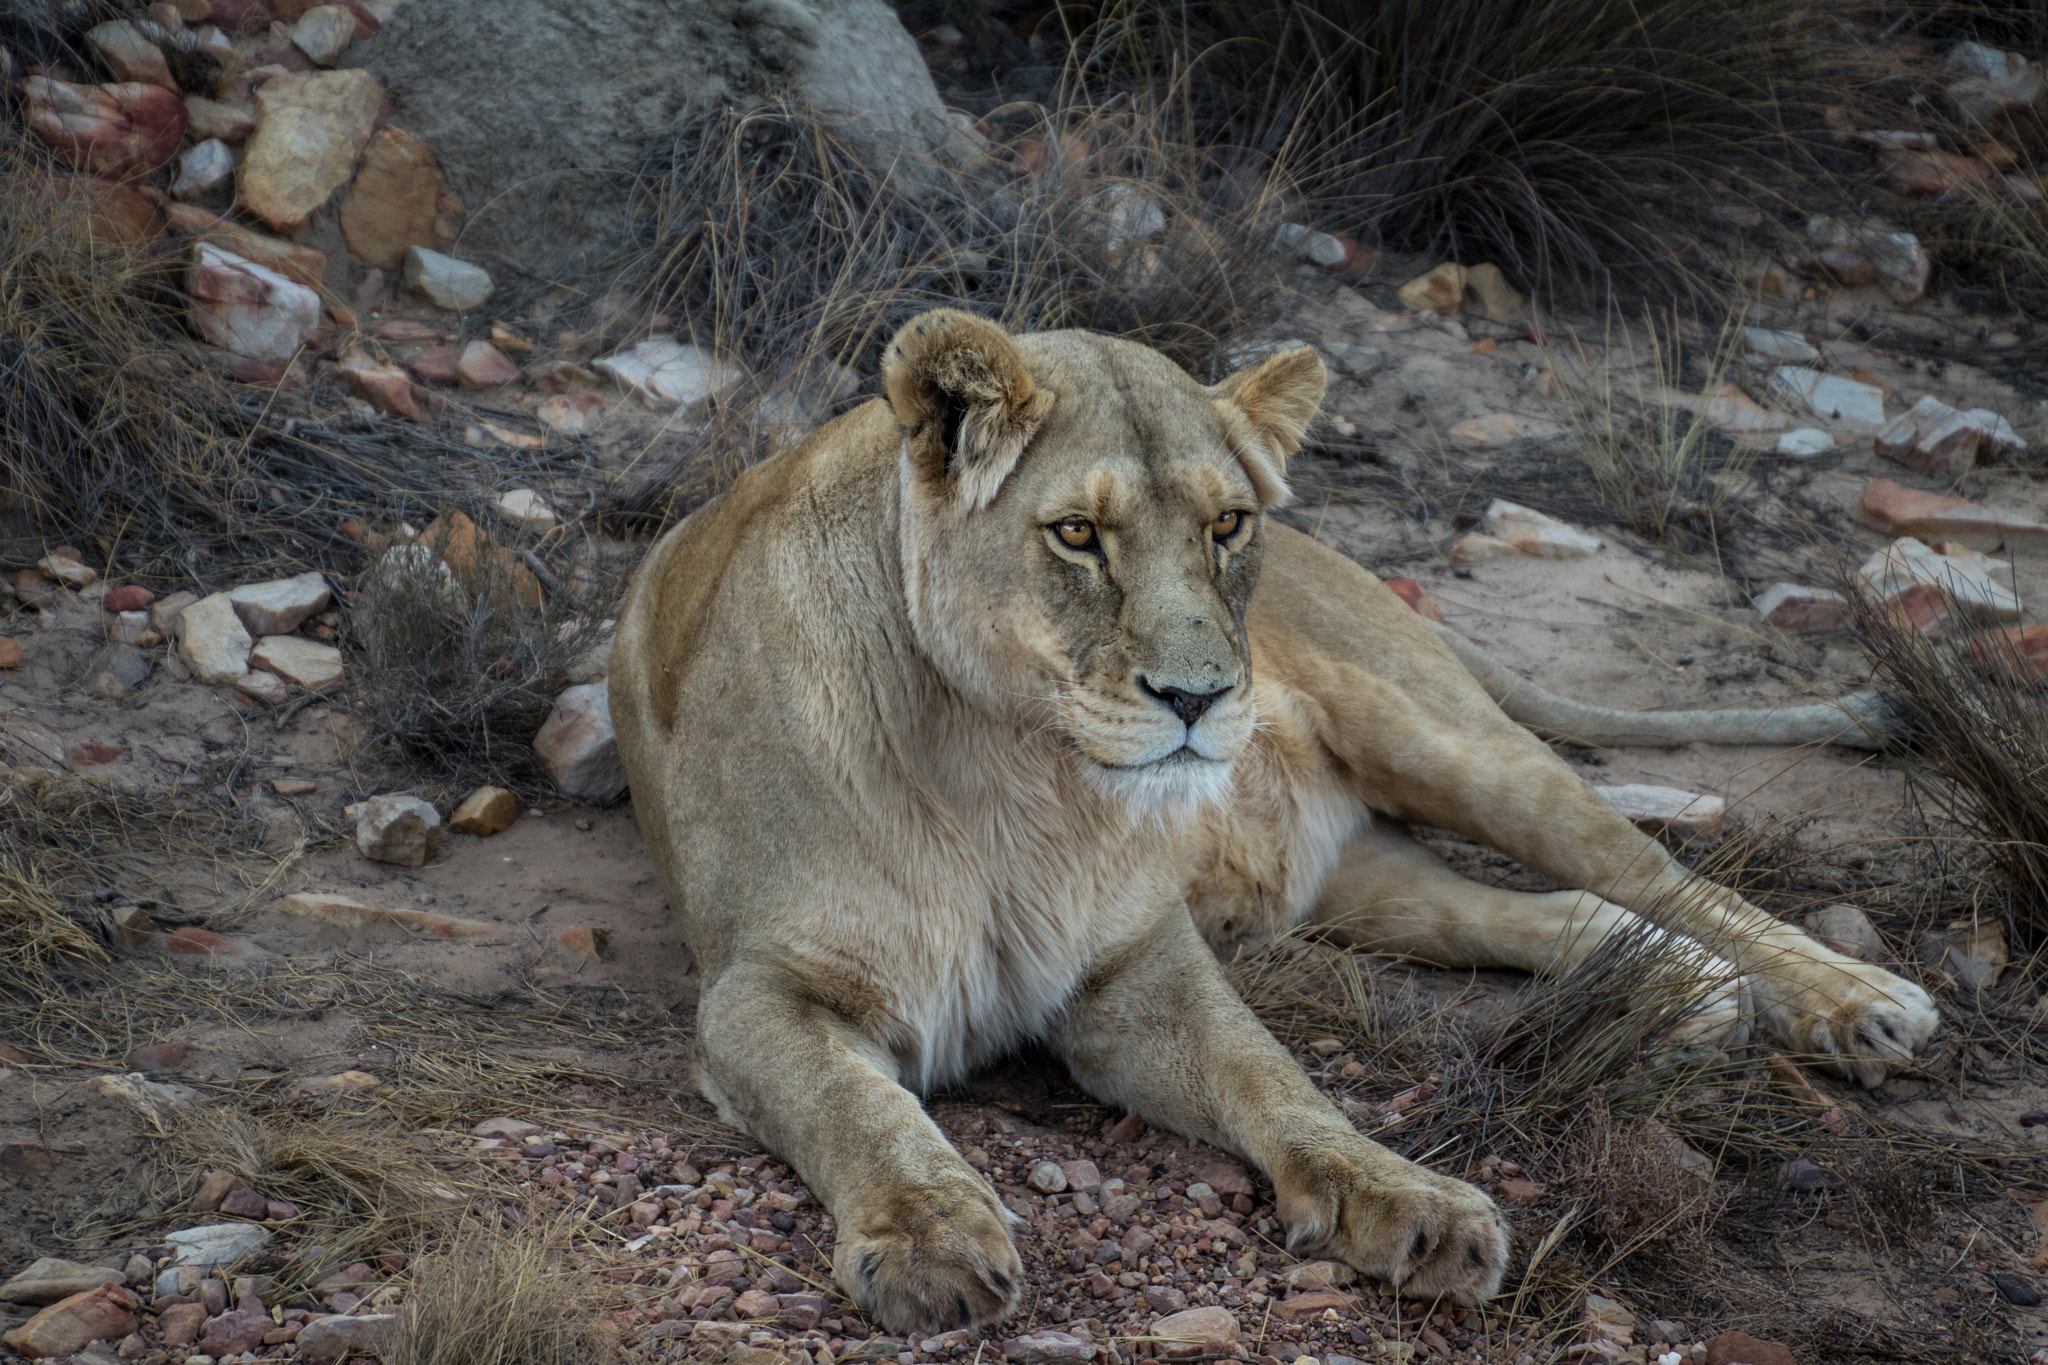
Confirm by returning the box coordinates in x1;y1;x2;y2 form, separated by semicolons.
345;513;620;797
394;1211;619;1365
1850;588;2048;951
1085;0;1832;306
601;82;1288;526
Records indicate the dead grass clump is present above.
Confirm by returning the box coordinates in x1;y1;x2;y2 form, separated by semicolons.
604;84;1287;524
0;139;274;575
346;514;619;795
1553;311;1757;556
1850;589;2048;949
1558;1111;1730;1256
155;1106;463;1290
394;1212;618;1365
1104;0;1825;305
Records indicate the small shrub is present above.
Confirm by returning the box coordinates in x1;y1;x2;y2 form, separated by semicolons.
347;515;618;795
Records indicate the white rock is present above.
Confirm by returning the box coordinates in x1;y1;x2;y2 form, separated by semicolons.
250;635;343;689
226;570;330;635
566;629;614;685
1806;216;1931;305
186;242;321;365
1874;394;2025;479
593;338;744;412
1479;499;1601;558
1743;327;1819;363
403;245;493;311
109;609;153;644
1596;784;1726;839
534;681;626;802
1300;231;1349;268
1448;533;1518;566
234;669;289;704
1753;583;1850;632
1769;367;1887;433
1860;537;2021;623
298;1314;399;1360
1776;427;1835;458
170;138;234;199
164;1223;272;1270
290;4;357;64
36;555;96;587
1027;1161;1068;1194
347;793;443;867
174;592;253;684
92;1072;199;1120
494;488;557;531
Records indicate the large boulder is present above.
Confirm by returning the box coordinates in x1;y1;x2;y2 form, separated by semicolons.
341;0;964;258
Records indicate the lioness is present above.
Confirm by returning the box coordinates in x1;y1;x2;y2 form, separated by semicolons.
610;310;1939;1332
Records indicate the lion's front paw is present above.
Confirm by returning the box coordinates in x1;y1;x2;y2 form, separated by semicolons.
834;1177;1023;1334
1274;1143;1509;1305
1753;950;1939;1088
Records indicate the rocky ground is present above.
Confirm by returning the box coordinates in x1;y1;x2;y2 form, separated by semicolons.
9;3;2048;1365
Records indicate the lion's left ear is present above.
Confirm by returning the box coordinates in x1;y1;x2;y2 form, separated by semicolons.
1208;346;1326;509
884;309;1055;511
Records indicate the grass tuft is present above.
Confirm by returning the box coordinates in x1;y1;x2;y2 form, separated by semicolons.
394;1212;618;1365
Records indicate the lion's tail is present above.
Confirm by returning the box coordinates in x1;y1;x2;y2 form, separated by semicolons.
1429;623;1897;752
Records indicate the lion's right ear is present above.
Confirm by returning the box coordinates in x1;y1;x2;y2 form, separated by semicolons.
884;309;1055;511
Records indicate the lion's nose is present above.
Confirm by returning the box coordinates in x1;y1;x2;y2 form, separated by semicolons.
1139;678;1232;728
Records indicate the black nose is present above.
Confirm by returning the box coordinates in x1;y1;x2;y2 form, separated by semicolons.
1140;678;1232;728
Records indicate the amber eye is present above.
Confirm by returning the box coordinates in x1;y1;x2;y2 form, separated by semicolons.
1055;518;1096;549
1211;510;1243;540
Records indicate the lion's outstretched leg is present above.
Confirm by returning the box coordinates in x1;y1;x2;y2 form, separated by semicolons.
1056;909;1509;1304
1250;523;1939;1086
1306;821;1747;1059
697;964;1022;1335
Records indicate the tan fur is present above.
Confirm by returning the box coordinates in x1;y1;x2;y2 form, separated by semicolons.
611;313;1938;1334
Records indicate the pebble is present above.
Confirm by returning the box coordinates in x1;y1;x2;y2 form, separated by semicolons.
450;785;520;835
403;245;493;311
347;793;444;867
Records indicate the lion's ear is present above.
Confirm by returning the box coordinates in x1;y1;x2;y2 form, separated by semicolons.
1209;346;1326;508
884;309;1055;511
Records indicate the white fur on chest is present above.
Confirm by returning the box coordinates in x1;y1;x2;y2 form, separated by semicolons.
851;731;1183;1094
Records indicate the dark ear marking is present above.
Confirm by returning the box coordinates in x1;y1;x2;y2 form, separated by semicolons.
882;308;1055;510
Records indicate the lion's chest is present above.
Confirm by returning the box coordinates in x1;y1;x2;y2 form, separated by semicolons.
860;749;1189;1092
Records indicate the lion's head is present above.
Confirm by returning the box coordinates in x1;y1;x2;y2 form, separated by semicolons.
883;310;1326;811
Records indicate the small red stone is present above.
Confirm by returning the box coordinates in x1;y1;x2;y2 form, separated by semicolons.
1383;577;1447;624
131;1039;197;1071
165;927;238;954
0;638;21;669
105;584;155;612
66;740;125;767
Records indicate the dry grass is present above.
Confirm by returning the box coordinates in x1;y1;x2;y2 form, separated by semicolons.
345;516;620;796
598;84;1287;527
1552;311;1760;558
1850;587;2048;950
154;1106;464;1291
394;1212;620;1365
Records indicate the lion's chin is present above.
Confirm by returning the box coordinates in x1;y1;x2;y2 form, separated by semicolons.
1083;748;1236;825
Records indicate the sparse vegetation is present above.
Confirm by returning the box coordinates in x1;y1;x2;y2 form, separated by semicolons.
395;1213;619;1365
1087;0;1827;304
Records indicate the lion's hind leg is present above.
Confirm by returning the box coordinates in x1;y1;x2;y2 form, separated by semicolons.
1307;821;1749;1062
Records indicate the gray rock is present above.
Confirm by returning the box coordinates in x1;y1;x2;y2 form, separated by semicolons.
81;643;153;698
403;246;493;311
297;1312;400;1359
1026;1161;1067;1194
343;0;967;260
1803;904;1886;962
345;793;444;867
227;571;331;635
174;592;252;684
533;682;626;802
164;1222;272;1270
